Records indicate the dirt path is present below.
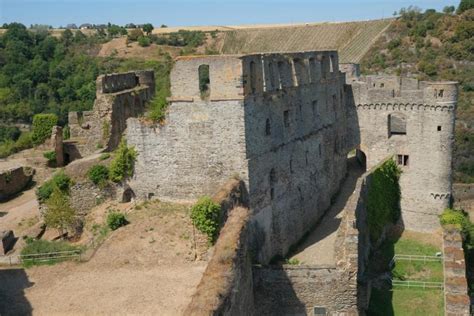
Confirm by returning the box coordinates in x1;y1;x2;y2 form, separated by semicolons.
0;189;39;233
291;159;364;265
0;201;207;315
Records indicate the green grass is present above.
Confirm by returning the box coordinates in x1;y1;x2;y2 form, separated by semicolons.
394;238;440;256
20;239;81;268
392;260;443;282
368;287;444;316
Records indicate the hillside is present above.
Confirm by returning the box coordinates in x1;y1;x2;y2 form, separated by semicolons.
221;19;393;63
360;8;474;183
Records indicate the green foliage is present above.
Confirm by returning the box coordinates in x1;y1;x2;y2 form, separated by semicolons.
458;0;474;13
0;125;21;143
87;164;109;185
367;159;401;241
137;35;151;47
36;170;72;201
285;258;301;265
44;187;76;234
43;150;56;162
99;153;111;160
152;30;205;48
31;113;58;145
63;125;70;140
109;139;137;182
20;239;79;267
142;23;154;35
190;196;221;243
440;208;468;228
106;212;128;230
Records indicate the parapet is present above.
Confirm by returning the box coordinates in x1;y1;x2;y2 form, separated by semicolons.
96;70;155;97
169;51;343;101
351;75;458;108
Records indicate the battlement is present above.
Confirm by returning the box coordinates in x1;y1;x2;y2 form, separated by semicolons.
351;75;458;107
169;51;343;101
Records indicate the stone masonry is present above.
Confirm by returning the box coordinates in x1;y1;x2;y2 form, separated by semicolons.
127;52;352;263
65;70;155;161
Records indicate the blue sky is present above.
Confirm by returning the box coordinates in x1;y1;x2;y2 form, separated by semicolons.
1;0;460;27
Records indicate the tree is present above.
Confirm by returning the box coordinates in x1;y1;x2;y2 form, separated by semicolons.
31;113;58;145
142;23;154;35
109;139;137;182
443;5;456;14
137;35;151;47
44;187;75;235
127;28;143;41
61;29;73;46
457;0;474;13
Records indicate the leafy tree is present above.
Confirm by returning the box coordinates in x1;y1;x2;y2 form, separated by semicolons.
142;23;154;35
127;28;144;41
190;196;221;243
44;187;76;235
457;0;474;13
61;29;73;46
443;5;456;14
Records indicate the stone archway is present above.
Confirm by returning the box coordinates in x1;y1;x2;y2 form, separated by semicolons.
122;188;135;203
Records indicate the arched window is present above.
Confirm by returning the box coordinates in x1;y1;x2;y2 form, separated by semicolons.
198;65;210;99
388;113;407;136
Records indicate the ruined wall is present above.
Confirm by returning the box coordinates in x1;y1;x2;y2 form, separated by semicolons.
128;52;353;263
442;226;471;315
348;75;457;232
67;70;154;159
0;166;34;201
127;56;248;201
243;52;351;262
185;207;254;316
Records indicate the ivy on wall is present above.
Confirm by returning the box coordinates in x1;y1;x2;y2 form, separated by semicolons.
367;159;402;241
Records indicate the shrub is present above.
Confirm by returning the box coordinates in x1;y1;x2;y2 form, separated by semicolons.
43;150;56;163
63;125;70;140
137;35;151;47
88;165;109;185
440;208;469;228
31;113;58;145
128;28;144;41
14;132;33;150
367;159;402;241
106;212;128;230
109;139;137;183
190;196;221;243
44;187;76;234
99;153;111;160
36;170;72;201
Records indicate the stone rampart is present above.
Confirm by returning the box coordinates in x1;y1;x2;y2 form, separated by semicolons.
0;166;34;201
184;206;254;316
66;70;154;160
442;226;471;315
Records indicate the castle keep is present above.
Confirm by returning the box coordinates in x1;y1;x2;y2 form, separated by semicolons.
125;50;457;262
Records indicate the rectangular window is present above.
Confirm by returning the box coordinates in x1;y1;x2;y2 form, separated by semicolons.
397;155;409;166
437;126;442;131
312;100;318;119
284;110;290;127
403;155;409;166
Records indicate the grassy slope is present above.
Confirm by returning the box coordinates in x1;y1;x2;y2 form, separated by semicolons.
360;9;474;183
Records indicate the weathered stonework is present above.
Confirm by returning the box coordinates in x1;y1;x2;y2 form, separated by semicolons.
443;226;471;316
128;52;351;263
65;70;154;161
0;165;34;201
347;74;457;232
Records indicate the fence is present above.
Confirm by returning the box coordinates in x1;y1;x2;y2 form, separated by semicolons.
391;254;443;264
391;280;444;290
0;250;82;266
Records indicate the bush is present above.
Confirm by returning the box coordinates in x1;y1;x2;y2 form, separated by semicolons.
109;139;137;182
88;164;109;185
36;170;72;201
14;132;33;150
440;208;469;228
106;212;128;230
44;187;76;234
99;153;111;160
0;125;20;143
190;196;221;243
367;159;402;241
127;28;144;41
137;35;151;47
43;150;56;162
31;113;58;145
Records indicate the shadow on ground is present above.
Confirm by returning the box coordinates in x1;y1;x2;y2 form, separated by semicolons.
0;268;34;315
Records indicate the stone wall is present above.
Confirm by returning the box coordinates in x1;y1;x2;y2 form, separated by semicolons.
184;207;254;316
128;52;353;263
442;226;471;315
0;166;34;201
66;70;154;160
346;73;458;232
68;182;117;215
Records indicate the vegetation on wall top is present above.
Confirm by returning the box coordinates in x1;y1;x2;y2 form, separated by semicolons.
190;196;222;244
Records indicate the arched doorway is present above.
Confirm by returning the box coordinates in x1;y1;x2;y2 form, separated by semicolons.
356;149;367;171
122;188;135;203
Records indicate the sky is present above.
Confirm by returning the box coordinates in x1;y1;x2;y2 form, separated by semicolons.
0;0;460;28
